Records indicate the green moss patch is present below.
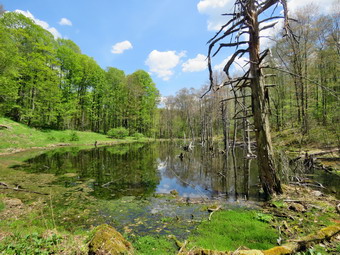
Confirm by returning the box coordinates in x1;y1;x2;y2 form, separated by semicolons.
187;209;277;251
133;235;177;255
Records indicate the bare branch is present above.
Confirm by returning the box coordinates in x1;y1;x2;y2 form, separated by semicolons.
260;21;279;31
213;41;249;57
259;16;284;24
223;49;249;78
220;95;251;103
257;0;278;15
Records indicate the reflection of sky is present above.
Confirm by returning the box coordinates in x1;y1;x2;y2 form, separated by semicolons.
156;160;210;198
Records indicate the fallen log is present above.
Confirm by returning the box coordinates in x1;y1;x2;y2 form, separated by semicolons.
178;224;340;255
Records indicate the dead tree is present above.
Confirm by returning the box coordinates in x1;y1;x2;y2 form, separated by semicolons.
206;0;293;197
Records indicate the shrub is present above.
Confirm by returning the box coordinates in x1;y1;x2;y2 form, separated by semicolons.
107;127;129;139
69;131;79;141
133;132;144;140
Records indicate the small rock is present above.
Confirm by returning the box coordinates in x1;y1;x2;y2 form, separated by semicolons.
88;224;133;255
4;198;23;208
311;190;322;197
289;203;306;212
170;190;178;196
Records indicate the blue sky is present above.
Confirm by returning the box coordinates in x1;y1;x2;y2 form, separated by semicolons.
1;0;334;97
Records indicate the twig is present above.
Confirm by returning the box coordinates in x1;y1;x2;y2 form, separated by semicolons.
177;240;188;255
0;187;48;195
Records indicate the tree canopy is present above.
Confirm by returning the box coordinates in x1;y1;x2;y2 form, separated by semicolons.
0;11;159;136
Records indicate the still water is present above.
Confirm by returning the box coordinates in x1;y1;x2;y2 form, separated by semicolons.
11;142;339;236
15;142;262;201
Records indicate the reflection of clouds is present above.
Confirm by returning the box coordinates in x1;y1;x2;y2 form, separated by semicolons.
157;161;167;171
157;184;171;193
182;192;203;198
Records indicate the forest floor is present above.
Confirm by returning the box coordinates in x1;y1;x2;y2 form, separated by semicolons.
272;127;340;177
0;117;150;155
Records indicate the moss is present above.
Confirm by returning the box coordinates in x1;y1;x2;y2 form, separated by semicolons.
88;224;133;255
319;224;340;237
133;235;177;255
262;245;294;255
237;251;264;255
187;209;277;251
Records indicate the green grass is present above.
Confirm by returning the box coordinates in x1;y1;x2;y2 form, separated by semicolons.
133;235;177;255
187;209;277;251
0;201;4;212
0;117;146;153
272;126;339;150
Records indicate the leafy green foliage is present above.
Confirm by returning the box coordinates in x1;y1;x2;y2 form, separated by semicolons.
0;232;62;255
69;131;79;141
255;213;274;223
0;12;159;137
107;127;129;139
133;132;145;139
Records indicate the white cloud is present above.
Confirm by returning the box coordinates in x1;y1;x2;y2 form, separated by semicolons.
14;10;61;38
197;0;234;31
145;50;186;81
111;40;133;54
182;54;207;72
59;18;72;26
214;55;249;75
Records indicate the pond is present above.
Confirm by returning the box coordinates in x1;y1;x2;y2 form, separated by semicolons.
14;142;262;201
9;141;339;237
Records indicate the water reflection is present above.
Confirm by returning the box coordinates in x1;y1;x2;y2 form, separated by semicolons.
14;142;262;200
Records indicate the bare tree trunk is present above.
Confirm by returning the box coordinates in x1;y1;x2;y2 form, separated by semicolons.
221;100;230;151
248;1;282;196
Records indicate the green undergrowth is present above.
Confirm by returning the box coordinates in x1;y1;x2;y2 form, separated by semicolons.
187;209;277;251
0;117;148;153
272;126;339;151
0;201;4;212
132;235;177;255
0;231;87;255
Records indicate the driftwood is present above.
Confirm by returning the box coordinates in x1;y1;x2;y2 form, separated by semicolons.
0;182;48;195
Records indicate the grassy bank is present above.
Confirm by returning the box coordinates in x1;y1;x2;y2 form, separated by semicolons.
272;126;339;152
0;117;149;154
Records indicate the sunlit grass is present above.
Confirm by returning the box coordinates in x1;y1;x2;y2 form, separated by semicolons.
0;117;144;153
188;209;277;251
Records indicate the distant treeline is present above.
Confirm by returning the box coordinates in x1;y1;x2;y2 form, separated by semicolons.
0;12;159;136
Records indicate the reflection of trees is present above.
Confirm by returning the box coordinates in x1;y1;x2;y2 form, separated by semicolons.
18;142;262;200
158;144;260;200
22;143;160;199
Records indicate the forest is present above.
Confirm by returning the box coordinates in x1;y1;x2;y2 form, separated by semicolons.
0;1;339;254
0;11;159;137
0;7;338;144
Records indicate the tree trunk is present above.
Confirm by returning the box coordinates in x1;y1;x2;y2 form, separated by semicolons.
248;2;282;197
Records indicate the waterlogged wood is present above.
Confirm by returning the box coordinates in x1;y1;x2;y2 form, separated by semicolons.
178;224;340;255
